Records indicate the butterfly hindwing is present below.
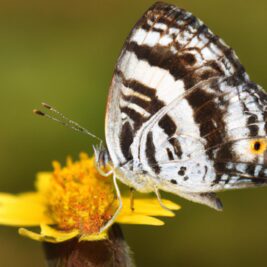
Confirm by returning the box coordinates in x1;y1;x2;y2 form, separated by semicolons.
105;2;267;206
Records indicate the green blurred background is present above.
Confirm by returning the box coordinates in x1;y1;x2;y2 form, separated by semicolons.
0;0;266;266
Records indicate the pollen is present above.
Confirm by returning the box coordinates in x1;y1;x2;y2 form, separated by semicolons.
45;153;116;234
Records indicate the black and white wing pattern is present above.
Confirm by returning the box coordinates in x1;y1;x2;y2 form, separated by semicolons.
105;2;267;209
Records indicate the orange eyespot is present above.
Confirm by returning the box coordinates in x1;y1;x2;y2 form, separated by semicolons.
250;139;267;155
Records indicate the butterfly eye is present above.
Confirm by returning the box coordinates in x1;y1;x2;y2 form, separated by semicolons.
250;139;267;155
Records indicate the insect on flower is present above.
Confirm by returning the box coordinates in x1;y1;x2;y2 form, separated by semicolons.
34;1;267;232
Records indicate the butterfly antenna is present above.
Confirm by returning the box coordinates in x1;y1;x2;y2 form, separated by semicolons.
33;103;103;143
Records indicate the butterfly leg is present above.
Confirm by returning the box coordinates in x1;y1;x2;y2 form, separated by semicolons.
99;172;123;233
154;187;172;211
94;155;113;177
95;163;113;177
130;187;135;211
93;145;113;177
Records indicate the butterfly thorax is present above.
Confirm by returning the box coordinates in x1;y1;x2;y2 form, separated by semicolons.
95;146;157;192
115;165;158;193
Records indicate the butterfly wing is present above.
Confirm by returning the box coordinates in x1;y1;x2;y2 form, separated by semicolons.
105;2;267;200
140;75;267;190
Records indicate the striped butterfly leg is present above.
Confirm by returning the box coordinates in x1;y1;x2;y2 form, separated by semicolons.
130;187;135;211
177;191;223;211
99;173;123;233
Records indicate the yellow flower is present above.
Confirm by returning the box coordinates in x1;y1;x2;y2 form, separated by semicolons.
0;153;180;243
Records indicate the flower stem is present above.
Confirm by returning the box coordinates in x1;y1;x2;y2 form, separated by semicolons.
43;224;135;267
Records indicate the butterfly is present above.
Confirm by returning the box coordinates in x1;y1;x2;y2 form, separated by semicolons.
35;2;267;231
102;1;267;217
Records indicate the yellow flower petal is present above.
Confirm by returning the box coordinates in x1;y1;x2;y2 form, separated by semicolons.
19;228;46;242
116;198;180;226
160;199;181;210
0;193;52;226
19;224;79;243
121;197;180;217
116;214;164;226
79;232;108;242
0;153;182;241
35;172;52;193
40;224;79;242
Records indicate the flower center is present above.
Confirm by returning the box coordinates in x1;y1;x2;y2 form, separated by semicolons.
46;153;115;234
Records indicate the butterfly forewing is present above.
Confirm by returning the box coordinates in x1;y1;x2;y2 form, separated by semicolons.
105;2;267;207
